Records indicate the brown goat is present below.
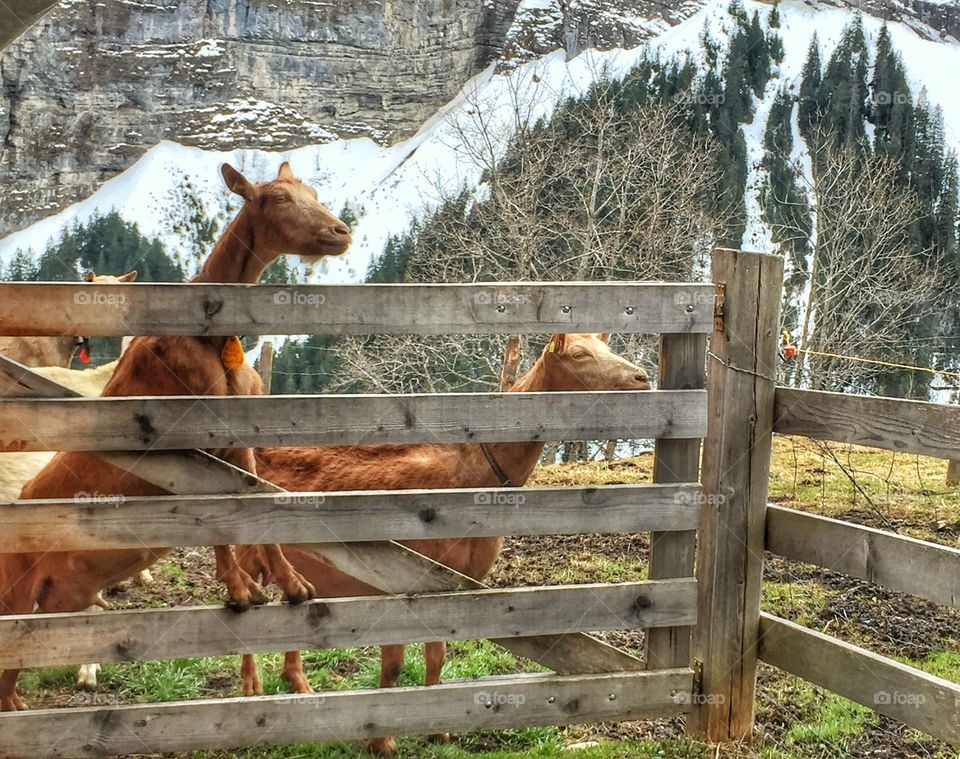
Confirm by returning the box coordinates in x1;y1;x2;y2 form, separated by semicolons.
0;161;352;712
237;333;651;755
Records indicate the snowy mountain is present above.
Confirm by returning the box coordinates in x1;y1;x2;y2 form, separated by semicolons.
1;0;959;287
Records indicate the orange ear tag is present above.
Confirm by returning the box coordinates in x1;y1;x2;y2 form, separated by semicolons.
221;336;245;370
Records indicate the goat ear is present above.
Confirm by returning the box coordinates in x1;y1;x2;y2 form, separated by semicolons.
84;271;96;282
119;270;138;282
546;334;567;354
597;332;610;343
221;163;257;201
278;161;296;180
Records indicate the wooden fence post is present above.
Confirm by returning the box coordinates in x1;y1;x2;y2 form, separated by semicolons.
947;459;960;486
258;340;274;394
499;336;521;391
646;332;705;670
689;248;782;741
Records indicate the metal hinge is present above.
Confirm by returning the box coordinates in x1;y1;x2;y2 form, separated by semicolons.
713;283;726;333
692;658;704;697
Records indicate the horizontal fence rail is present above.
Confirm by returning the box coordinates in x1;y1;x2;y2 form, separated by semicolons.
0;580;697;669
0;669;692;758
1;483;702;551
766;506;960;609
0;389;706;452
774;388;960;460
759;613;960;745
0;282;715;337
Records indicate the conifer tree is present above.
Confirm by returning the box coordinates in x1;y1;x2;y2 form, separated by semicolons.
798;34;822;137
769;4;781;28
746;11;771;97
4;249;37;280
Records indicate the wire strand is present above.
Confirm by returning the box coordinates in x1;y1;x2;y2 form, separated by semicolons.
796;347;960;379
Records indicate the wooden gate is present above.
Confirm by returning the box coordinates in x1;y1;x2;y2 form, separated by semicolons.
0;279;711;756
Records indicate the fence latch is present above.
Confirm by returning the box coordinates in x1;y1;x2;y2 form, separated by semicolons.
692;657;704;699
713;283;726;333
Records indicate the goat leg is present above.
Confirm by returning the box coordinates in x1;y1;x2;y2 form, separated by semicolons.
260;544;315;604
214;545;268;612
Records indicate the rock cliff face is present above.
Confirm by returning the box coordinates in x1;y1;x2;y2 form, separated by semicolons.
502;0;704;66
3;0;959;240
500;0;960;66
0;0;520;237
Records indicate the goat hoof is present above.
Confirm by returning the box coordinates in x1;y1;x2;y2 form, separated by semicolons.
283;571;315;605
428;733;451;744
226;597;252;614
365;737;397;756
285;674;313;694
285;585;313;606
0;693;25;712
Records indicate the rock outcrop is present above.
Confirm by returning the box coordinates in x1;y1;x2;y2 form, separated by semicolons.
0;0;520;236
502;0;704;66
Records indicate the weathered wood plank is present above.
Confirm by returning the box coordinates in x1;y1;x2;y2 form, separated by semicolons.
0;389;706;452
290;541;648;675
0;365;649;677
647;332;705;670
690;249;783;741
0;282;714;337
257;340;274;394
765;506;960;609
0;354;81;398
774;388;960;461
759;613;960;745
0;669;692;758
947;459;960;486
1;483;702;551
0;580;697;669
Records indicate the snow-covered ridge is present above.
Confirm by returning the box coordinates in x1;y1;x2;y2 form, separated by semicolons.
2;0;959;286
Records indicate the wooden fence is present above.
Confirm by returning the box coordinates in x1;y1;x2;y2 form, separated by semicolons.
0;278;710;757
765;387;960;744
0;250;958;757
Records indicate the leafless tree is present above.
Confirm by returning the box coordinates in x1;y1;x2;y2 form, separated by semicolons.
328;72;731;468
792;138;942;393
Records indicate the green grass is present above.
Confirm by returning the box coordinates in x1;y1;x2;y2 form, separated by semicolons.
98;657;236;703
781;683;877;753
920;651;960;681
190;735;717;759
761;582;837;627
